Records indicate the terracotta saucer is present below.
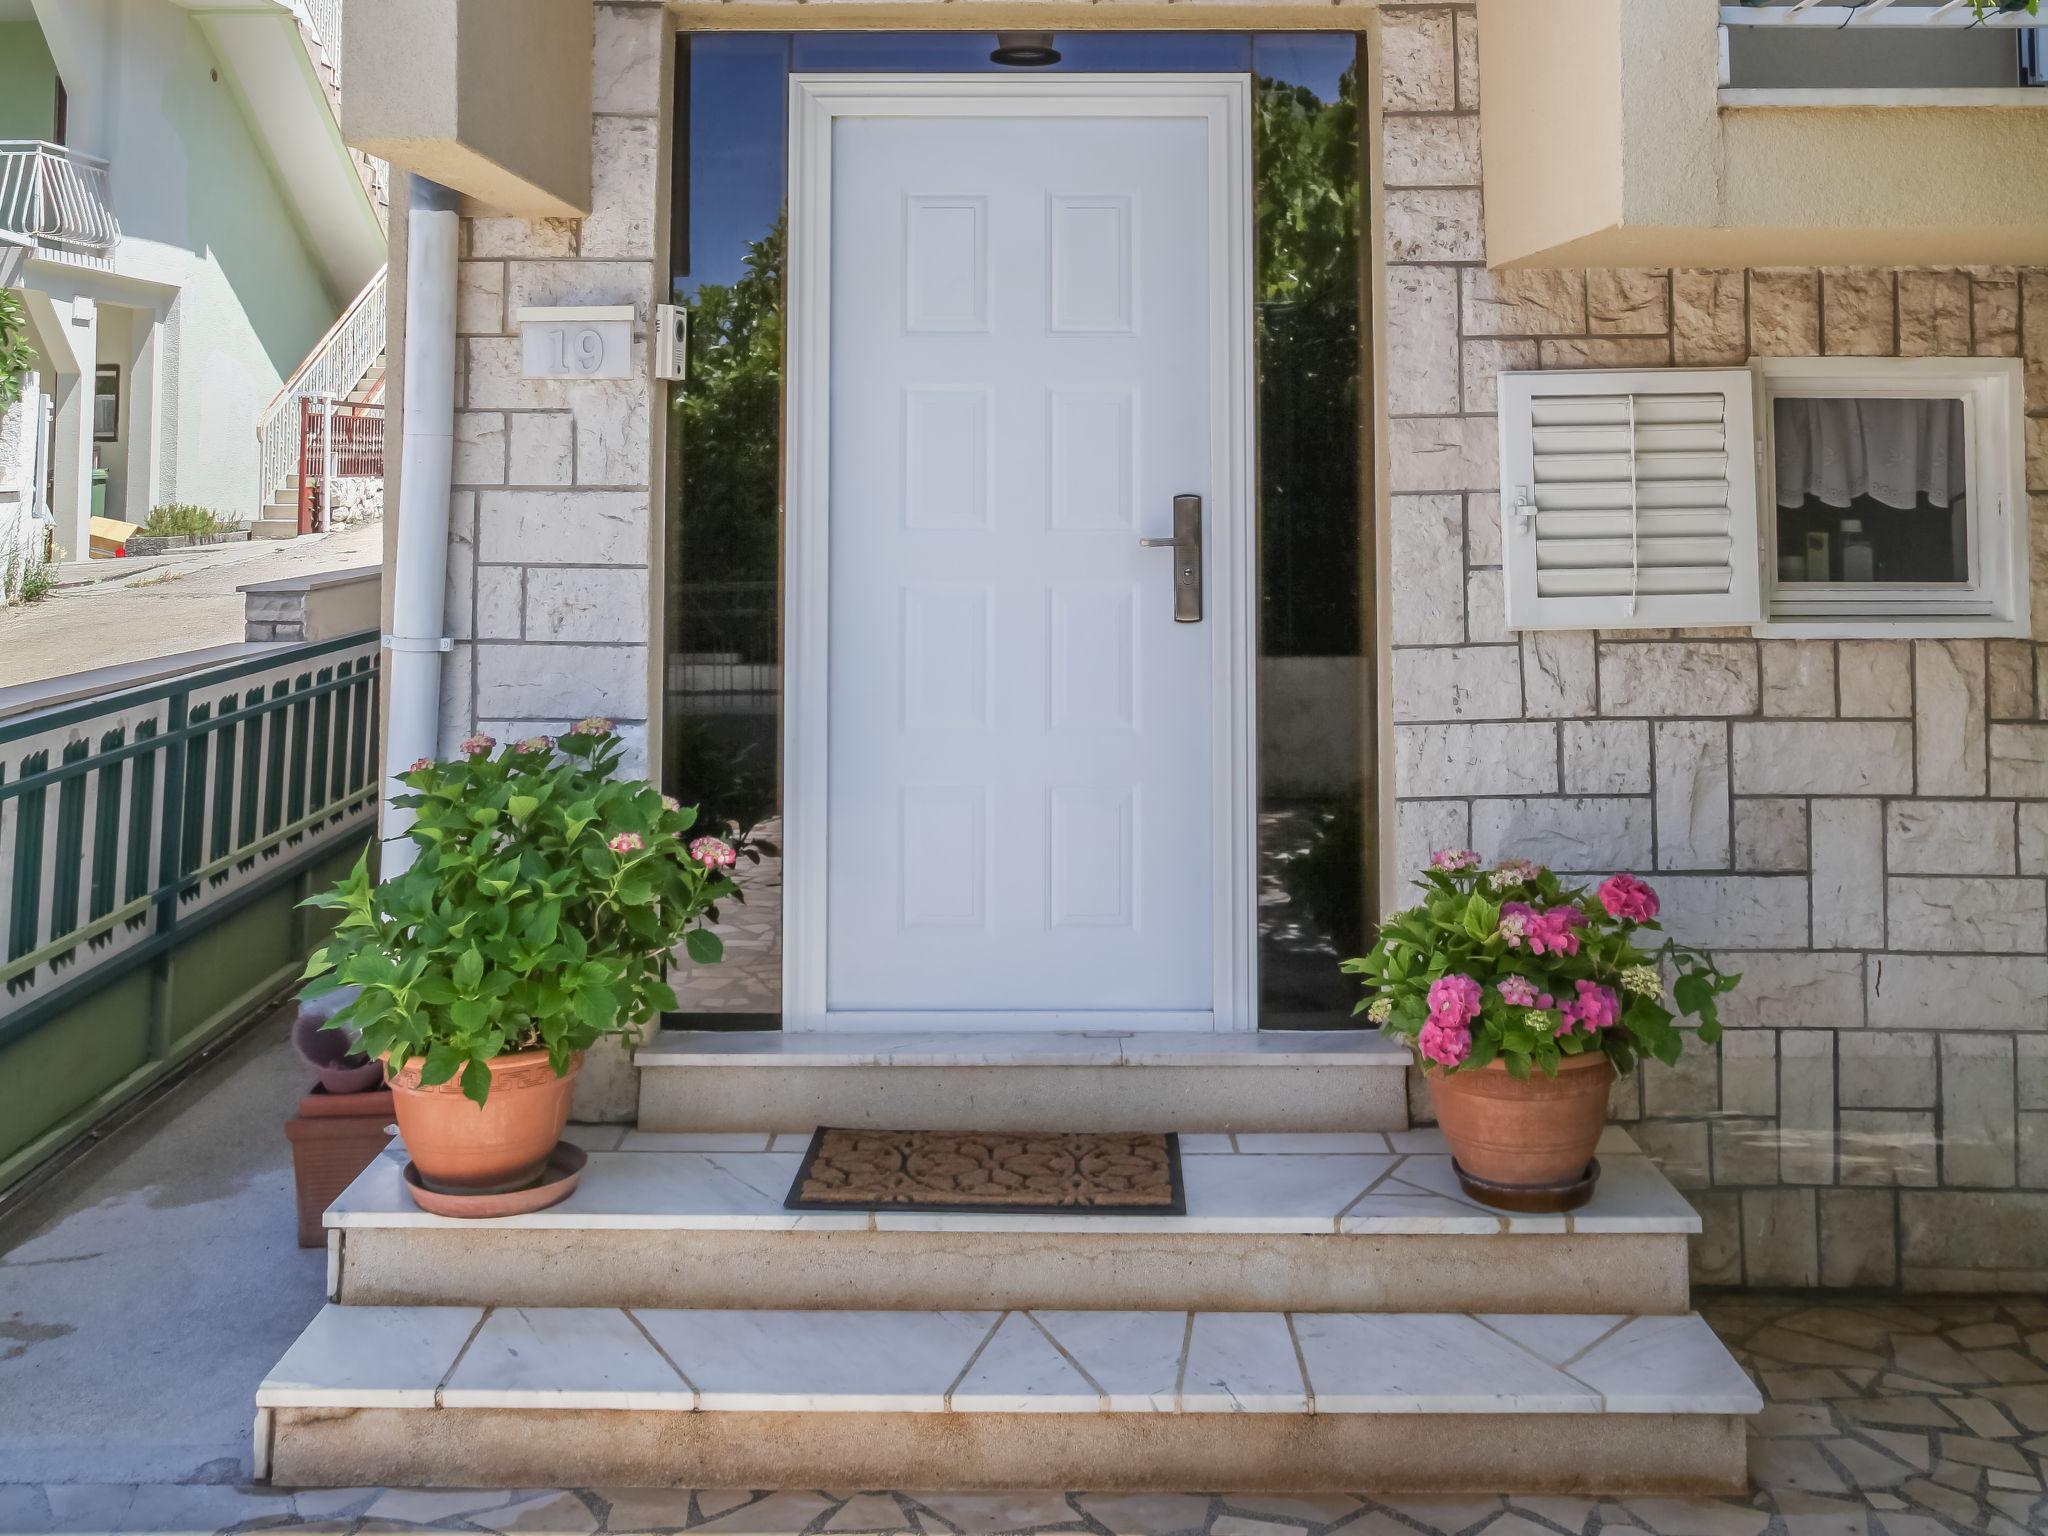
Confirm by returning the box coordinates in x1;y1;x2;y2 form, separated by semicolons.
1452;1156;1600;1214
402;1141;588;1218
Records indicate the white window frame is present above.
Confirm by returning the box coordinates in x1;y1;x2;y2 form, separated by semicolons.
1753;356;2029;639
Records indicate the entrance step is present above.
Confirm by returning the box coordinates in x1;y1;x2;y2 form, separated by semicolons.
256;1303;1758;1492
325;1128;1697;1315
250;517;301;540
636;1030;1412;1134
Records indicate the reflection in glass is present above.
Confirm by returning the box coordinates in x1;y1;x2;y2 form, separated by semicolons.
1252;35;1369;1026
1772;396;1968;585
664;35;790;1024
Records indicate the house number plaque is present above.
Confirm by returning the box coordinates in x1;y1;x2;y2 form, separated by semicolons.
517;305;634;380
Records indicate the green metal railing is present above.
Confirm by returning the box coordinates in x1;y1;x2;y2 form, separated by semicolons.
0;632;382;1051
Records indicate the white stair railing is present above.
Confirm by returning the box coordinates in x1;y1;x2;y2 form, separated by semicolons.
258;265;387;518
0;142;118;255
290;0;345;86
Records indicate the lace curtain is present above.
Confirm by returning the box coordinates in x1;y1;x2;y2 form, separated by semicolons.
1774;397;1968;512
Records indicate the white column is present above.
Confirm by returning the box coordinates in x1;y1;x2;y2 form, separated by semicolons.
47;296;97;562
123;307;165;522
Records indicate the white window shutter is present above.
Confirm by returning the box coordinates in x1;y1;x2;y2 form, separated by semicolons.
1498;368;1762;632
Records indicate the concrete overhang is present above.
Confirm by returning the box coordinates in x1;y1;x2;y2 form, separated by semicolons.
339;0;592;221
1477;0;2048;270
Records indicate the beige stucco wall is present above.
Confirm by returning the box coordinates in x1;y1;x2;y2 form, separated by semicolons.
342;0;594;219
1479;0;2048;270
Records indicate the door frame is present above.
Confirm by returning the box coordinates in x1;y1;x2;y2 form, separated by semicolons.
781;73;1259;1032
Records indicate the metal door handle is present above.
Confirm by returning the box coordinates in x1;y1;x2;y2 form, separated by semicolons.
1138;493;1202;623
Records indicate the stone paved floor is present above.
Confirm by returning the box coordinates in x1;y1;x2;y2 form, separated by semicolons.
2;1293;2044;1534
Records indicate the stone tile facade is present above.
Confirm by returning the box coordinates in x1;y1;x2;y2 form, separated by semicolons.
432;2;2047;1290
1380;3;2048;1293
435;0;668;772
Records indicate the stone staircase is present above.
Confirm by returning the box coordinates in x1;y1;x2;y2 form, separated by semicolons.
253;1031;1761;1494
251;350;386;540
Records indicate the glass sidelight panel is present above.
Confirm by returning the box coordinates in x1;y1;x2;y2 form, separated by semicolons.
664;34;790;1026
1251;34;1372;1026
663;33;1375;1028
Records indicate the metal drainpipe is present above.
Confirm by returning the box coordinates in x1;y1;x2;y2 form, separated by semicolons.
379;175;461;874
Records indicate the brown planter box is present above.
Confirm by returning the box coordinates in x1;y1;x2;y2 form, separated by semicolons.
286;1086;395;1247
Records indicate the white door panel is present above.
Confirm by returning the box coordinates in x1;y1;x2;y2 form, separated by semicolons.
785;77;1255;1031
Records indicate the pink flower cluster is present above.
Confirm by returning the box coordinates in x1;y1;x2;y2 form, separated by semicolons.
608;832;644;854
514;735;555;754
689;835;738;871
1500;901;1585;957
459;733;496;756
1419;973;1481;1067
1598;873;1659;923
1496;975;1541;1008
1429;848;1479;872
1557;979;1622;1036
407;757;432;775
571;716;615;737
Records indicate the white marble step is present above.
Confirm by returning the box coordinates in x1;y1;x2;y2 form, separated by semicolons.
326;1128;1699;1315
256;1304;1760;1492
635;1029;1412;1133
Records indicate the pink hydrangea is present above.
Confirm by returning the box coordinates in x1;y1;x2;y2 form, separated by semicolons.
1558;979;1622;1035
406;757;432;774
1426;972;1483;1028
1418;1016;1472;1068
1502;902;1584;957
1429;848;1479;872
661;794;682;814
689;835;737;871
459;733;496;756
514;734;555;754
571;716;615;737
608;832;644;854
1496;975;1540;1008
1598;872;1660;924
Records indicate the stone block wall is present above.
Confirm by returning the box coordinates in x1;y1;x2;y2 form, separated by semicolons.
1380;2;2048;1290
427;0;2048;1286
435;0;668;770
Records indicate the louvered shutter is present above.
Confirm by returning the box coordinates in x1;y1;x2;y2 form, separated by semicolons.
1498;369;1762;632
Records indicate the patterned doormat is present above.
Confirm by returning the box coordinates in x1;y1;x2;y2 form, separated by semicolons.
784;1128;1187;1215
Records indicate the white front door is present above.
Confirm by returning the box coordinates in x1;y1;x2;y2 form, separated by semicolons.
784;76;1255;1031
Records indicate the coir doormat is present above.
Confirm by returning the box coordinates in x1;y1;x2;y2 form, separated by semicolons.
784;1127;1186;1216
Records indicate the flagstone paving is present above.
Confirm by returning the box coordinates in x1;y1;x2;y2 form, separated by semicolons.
2;1294;2042;1535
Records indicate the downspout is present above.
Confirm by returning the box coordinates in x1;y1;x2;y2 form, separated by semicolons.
379;175;460;874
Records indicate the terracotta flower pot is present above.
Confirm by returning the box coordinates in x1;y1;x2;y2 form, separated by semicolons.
385;1048;581;1196
1425;1049;1616;1209
285;1086;395;1246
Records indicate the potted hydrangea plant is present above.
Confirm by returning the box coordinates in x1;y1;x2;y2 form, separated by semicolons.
300;719;735;1201
1344;851;1739;1211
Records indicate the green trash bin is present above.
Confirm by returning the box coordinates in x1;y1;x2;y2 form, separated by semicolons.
91;466;107;521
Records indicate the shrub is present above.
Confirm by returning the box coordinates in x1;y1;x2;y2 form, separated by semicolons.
16;560;52;604
300;721;732;1106
140;503;232;537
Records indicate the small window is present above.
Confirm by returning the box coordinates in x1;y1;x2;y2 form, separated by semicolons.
1758;357;2027;635
1497;357;2030;638
92;364;119;442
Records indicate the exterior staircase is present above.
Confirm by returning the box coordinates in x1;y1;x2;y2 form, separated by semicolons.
253;1032;1761;1494
251;349;385;539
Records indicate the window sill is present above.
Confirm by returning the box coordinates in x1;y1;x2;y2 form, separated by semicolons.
1753;614;2030;640
1719;88;2048;111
